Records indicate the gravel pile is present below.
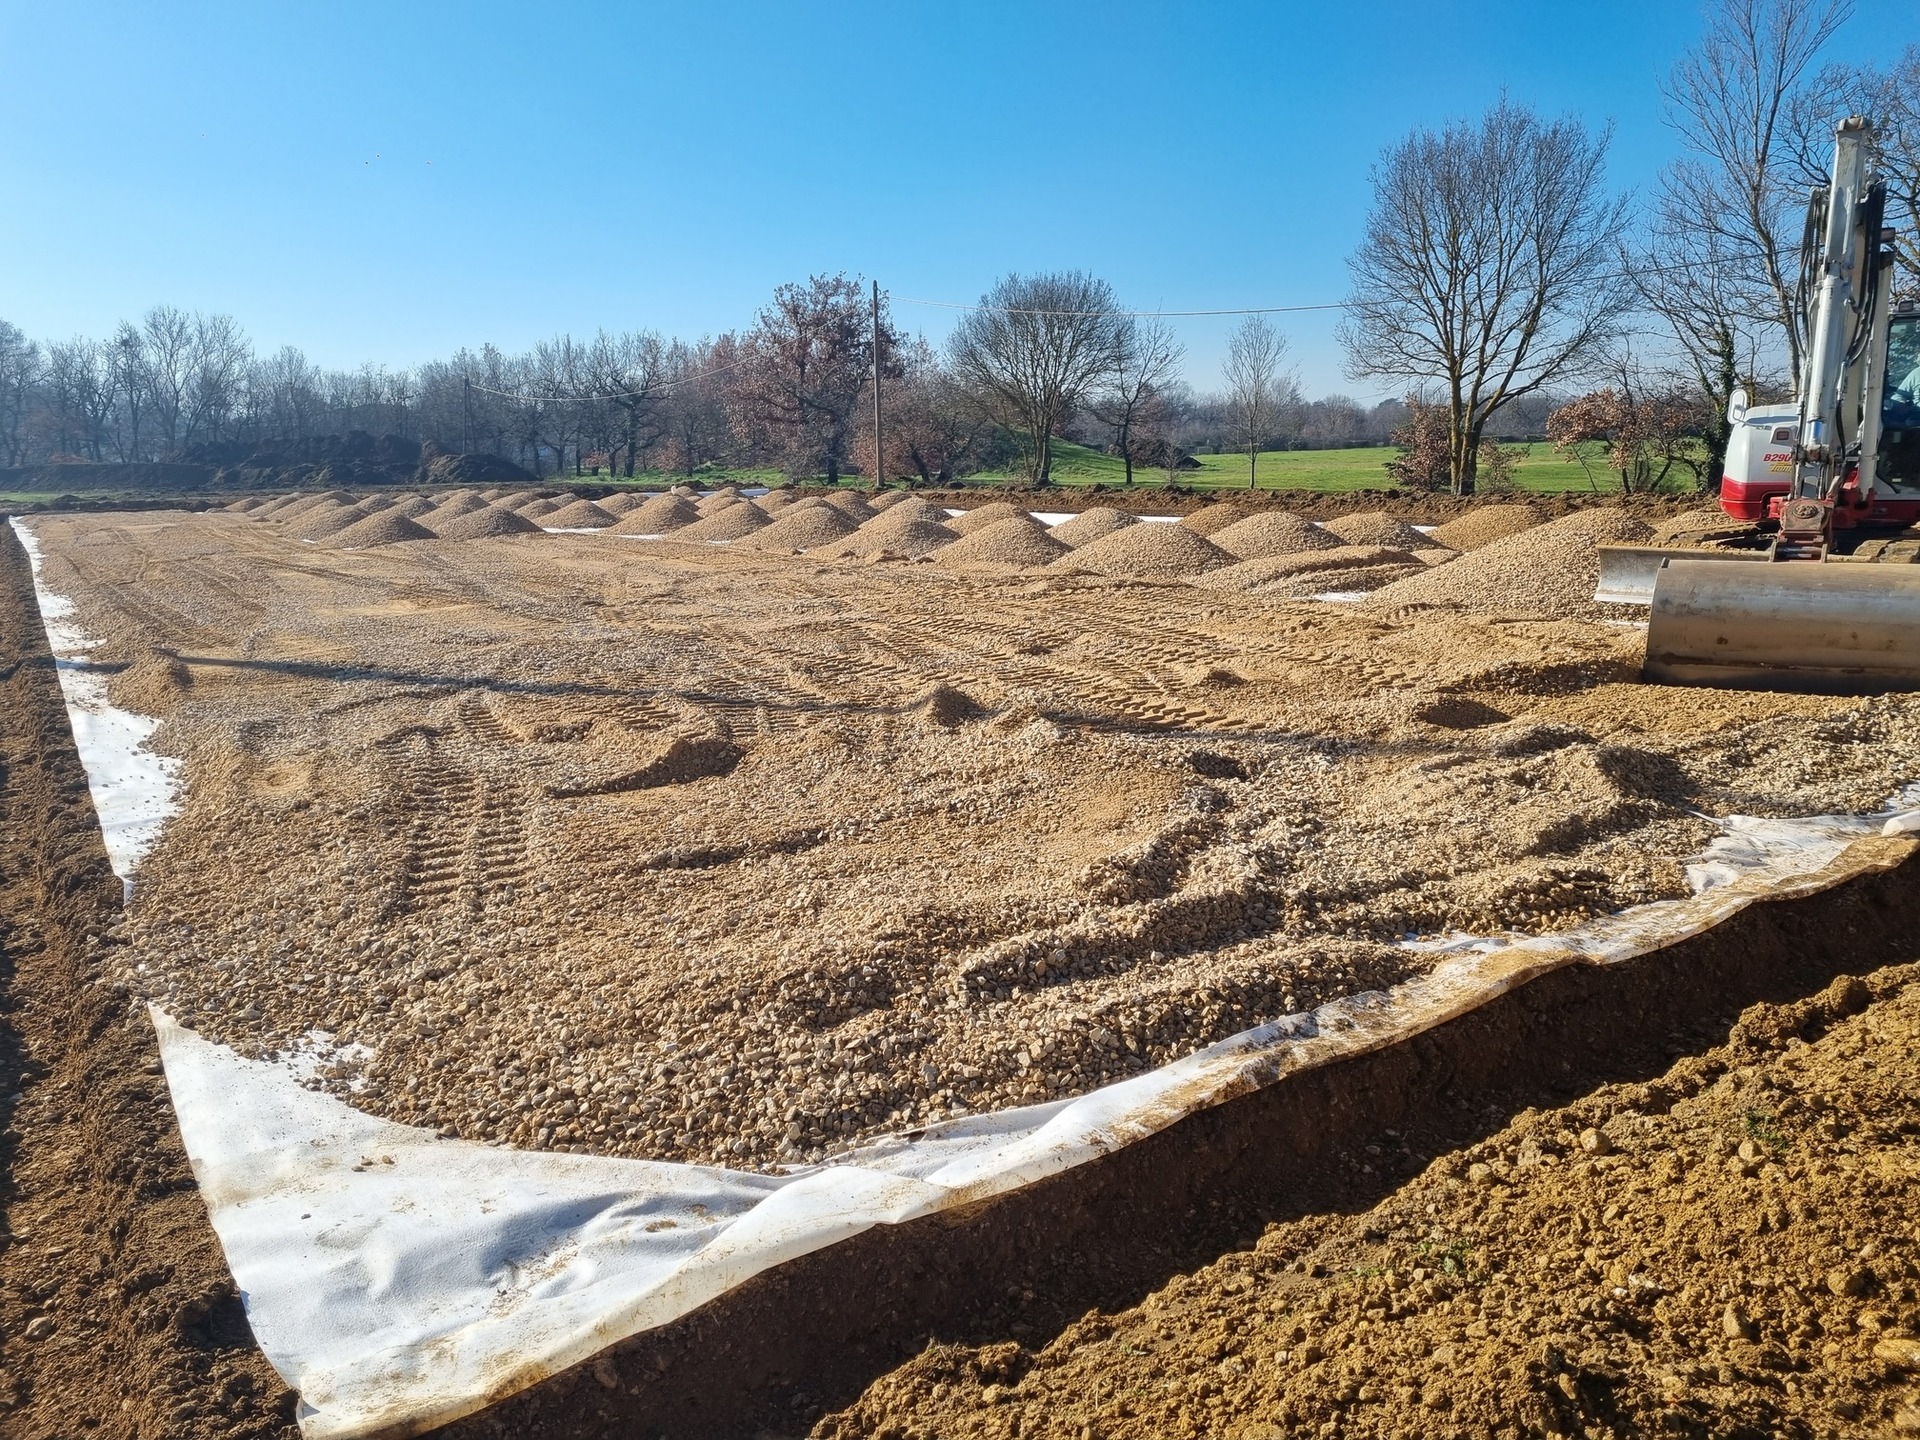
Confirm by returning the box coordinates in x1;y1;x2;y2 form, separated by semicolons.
1367;509;1656;618
513;496;564;519
357;494;397;513
1049;522;1232;577
821;513;961;559
931;516;1071;569
1180;502;1259;536
619;494;701;533
596;492;650;517
1209;512;1346;560
696;486;743;514
670;504;772;543
755;490;796;513
947;502;1028;535
421;494;490;528
868;490;914;512
733;505;859;552
431;504;543;539
1194;546;1421;594
388;495;439;519
1048;507;1137;547
541;499;618;529
222;497;263;513
285;503;371;541
1429;503;1544;551
276;489;358;518
327;511;437;548
820;492;879;522
1321;510;1441;551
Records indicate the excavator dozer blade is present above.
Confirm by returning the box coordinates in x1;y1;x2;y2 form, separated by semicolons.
1594;544;1771;605
1644;557;1920;692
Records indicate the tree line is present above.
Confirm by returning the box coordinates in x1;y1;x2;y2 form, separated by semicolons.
2;2;1907;495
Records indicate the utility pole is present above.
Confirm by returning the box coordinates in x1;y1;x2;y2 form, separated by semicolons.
462;376;471;455
871;280;884;492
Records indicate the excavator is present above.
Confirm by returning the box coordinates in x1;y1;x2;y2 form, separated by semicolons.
1595;116;1920;692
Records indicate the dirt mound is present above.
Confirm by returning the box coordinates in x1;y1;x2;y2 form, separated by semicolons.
669;483;698;497
1321;509;1440;551
541;498;618;529
1367;509;1656;619
386;494;439;519
1209;511;1346;560
596;491;651;517
285;502;370;540
733;505;859;552
754;490;796;513
823;962;1920;1440
1050;521;1232;578
696;487;743;514
671;503;772;543
932;516;1071;569
619;494;701;534
1429;502;1545;551
1180;502;1258;536
821;515;960;560
356;493;397;512
947;501;1027;535
430;504;542;539
1048;507;1138;547
512;496;563;519
867;495;945;526
1414;546;1458;566
868;490;915;512
327;510;436;548
222;497;263;513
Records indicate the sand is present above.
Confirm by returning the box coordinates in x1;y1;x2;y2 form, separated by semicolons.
1209;512;1347;560
1367;510;1656;620
1321;510;1442;552
326;510;437;548
732;505;860;552
947;501;1029;536
1048;508;1138;547
541;499;619;529
669;503;773;543
1428;502;1545;551
430;504;543;539
931;516;1072;569
619;494;701;534
1049;522;1233;578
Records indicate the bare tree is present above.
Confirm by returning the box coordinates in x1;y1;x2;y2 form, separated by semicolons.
1665;0;1853;378
730;275;893;483
584;330;669;476
948;271;1123;486
1786;44;1920;294
47;337;118;460
1089;316;1183;485
0;320;40;466
1222;315;1291;489
662;336;735;476
1341;99;1631;495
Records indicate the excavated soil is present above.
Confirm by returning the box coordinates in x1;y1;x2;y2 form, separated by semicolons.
823;961;1920;1440
0;526;296;1440
17;506;1920;1187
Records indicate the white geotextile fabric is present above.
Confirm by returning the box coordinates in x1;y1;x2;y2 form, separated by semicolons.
12;514;1920;1438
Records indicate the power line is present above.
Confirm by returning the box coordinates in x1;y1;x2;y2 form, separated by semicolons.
461;353;748;404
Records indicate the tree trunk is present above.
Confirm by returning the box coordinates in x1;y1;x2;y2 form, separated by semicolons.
1120;418;1134;485
1035;430;1053;487
1248;447;1257;490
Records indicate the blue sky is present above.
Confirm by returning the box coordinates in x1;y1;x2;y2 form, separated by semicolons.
0;1;1902;399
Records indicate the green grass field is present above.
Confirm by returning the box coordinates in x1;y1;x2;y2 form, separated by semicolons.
970;441;1699;494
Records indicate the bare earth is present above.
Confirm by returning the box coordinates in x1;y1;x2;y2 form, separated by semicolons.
22;509;1920;1176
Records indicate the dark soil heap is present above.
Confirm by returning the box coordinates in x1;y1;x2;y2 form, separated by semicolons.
820;966;1920;1440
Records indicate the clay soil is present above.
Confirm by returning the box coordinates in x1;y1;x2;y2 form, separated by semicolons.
0;525;296;1438
821;964;1920;1440
16;509;1920;1181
